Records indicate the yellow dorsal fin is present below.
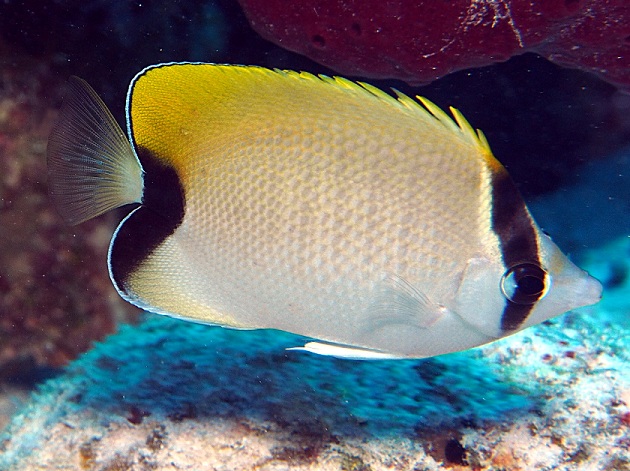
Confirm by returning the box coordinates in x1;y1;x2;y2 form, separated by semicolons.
126;63;495;176
416;96;492;156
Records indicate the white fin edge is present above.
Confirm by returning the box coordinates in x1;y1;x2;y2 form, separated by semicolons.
287;342;405;360
47;76;144;225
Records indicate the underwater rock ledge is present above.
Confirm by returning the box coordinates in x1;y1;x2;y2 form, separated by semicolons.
0;293;627;470
238;0;630;90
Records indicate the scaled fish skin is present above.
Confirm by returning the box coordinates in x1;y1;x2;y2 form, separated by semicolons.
46;63;602;359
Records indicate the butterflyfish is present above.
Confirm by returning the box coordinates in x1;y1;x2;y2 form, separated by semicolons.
47;63;602;359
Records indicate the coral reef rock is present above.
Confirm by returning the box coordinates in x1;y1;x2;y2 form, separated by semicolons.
238;0;630;89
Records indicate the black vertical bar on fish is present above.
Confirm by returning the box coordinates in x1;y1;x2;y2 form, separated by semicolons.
490;168;542;332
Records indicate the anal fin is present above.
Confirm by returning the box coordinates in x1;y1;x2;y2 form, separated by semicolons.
287;341;405;360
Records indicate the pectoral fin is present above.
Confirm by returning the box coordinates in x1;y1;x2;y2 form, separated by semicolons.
364;273;447;332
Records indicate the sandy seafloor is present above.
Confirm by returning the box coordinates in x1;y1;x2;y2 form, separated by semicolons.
0;150;628;470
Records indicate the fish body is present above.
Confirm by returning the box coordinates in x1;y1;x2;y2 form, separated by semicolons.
47;63;602;359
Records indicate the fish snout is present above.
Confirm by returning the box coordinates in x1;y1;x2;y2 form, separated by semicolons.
579;272;603;306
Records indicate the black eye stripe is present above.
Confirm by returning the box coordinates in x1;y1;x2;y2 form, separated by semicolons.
490;169;543;332
490;175;539;268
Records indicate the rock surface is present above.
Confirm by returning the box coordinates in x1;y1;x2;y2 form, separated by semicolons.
238;0;630;89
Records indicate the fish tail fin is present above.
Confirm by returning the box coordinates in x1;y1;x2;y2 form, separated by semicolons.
47;76;144;225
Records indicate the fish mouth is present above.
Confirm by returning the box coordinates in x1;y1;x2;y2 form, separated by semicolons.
580;272;603;306
554;268;603;312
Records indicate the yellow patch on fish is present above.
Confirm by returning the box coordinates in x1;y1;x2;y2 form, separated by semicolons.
47;63;602;359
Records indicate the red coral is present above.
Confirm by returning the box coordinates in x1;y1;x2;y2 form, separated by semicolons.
238;0;630;89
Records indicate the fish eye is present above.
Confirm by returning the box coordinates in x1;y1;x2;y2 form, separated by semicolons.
500;263;548;305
